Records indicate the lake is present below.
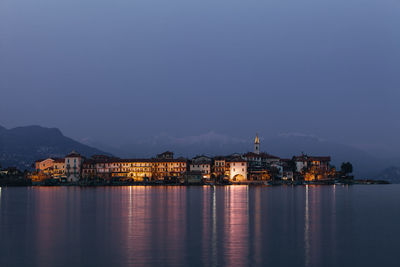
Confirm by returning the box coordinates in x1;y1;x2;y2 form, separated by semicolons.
0;185;399;267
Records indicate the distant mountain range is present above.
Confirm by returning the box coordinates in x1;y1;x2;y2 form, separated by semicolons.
0;125;110;170
377;167;400;184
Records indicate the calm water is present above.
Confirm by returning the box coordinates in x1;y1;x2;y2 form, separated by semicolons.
0;185;399;267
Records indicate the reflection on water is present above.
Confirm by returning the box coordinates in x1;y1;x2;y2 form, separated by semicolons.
1;185;400;267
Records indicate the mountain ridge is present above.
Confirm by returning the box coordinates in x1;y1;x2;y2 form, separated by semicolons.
0;125;110;170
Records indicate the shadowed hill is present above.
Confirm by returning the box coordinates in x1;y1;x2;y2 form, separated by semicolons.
0;125;110;170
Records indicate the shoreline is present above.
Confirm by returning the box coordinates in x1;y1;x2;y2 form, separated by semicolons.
0;179;391;187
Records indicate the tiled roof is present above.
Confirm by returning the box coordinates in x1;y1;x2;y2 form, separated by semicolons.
66;151;81;158
83;158;187;164
293;155;331;162
243;152;280;159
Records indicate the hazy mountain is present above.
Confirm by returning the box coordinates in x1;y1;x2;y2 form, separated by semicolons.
87;131;389;179
377;167;400;184
0;125;110;170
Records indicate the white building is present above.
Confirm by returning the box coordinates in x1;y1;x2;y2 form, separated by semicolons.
65;151;83;182
190;155;212;179
229;158;247;182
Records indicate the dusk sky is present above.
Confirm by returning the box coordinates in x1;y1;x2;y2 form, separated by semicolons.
1;0;399;155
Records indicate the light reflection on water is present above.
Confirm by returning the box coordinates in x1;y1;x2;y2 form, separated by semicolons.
1;185;400;267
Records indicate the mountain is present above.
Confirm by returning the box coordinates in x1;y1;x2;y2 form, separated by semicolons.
0;125;110;170
376;166;400;184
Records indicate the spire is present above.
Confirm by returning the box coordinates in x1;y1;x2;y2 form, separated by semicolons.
254;133;260;154
255;133;260;145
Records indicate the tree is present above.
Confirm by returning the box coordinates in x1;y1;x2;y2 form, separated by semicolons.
340;162;353;176
287;159;297;173
268;166;280;181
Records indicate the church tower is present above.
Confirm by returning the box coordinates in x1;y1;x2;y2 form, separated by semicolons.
254;133;260;154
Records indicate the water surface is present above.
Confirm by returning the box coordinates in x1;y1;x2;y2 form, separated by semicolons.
0;185;399;267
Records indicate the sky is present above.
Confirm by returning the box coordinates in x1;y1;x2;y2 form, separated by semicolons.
1;0;399;155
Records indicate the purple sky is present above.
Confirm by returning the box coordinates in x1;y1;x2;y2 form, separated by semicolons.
1;0;399;156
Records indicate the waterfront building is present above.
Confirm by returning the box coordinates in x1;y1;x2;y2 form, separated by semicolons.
121;159;153;181
51;158;65;178
35;158;56;171
82;156;119;180
65;151;83;182
293;154;331;181
213;156;228;179
243;134;280;180
82;158;100;179
152;158;187;181
35;157;65;179
228;158;247;182
190;155;212;179
184;171;203;184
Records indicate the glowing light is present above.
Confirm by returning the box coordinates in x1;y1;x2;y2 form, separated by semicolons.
305;185;310;267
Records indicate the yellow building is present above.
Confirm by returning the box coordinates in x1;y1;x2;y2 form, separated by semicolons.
81;155;187;181
152;158;187;180
35;158;65;179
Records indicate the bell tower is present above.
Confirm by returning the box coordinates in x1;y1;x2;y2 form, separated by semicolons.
254;133;260;154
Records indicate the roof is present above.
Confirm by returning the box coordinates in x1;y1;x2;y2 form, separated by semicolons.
190;161;211;165
227;157;247;163
152;158;187;163
159;151;173;154
53;158;65;163
243;152;280;159
83;157;187;165
293;155;331;162
65;151;82;158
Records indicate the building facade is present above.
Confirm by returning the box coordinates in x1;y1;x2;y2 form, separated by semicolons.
65;151;83;182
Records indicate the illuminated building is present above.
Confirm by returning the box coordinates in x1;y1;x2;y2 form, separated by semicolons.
228;158;247;182
51;158;65;178
213;156;228;179
293;154;331;181
190;155;212;179
151;158;187;181
243;134;280;180
35;157;65;179
117;159;153;181
82;155;186;181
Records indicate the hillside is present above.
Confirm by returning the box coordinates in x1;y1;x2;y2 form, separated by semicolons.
0;125;110;170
